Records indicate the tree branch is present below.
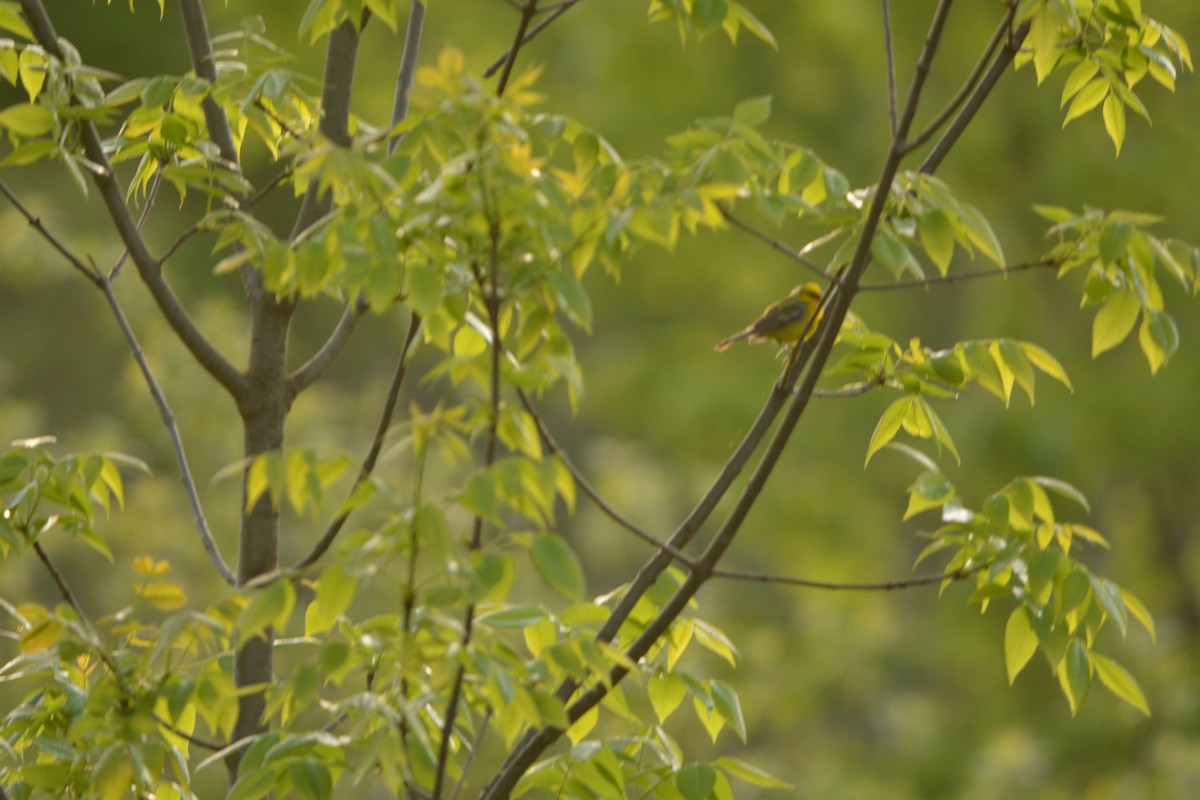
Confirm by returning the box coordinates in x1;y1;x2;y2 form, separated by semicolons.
481;5;960;794
710;561;987;590
176;0;240;168
857;257;1059;291
718;205;829;277
390;0;426;153
484;1;582;78
882;0;898;137
19;0;247;398
0;180;237;585
516;390;696;568
280;313;421;576
919;21;1029;175
902;2;1017;156
495;0;539;97
287;301;369;395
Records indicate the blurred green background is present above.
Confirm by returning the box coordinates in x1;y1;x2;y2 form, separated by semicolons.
1;2;1198;797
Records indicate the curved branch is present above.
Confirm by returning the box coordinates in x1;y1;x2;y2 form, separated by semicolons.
176;0;240;168
283;313;421;575
481;5;959;795
0;180;237;585
288;301;369;395
19;0;247;399
484;1;582;78
857;257;1059;291
389;0;426;153
710;561;987;590
919;21;1030;175
902;2;1017;156
516;390;696;567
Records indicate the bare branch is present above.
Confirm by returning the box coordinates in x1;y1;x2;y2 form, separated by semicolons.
288;301;369;395
284;313;421;575
152;713;225;751
0;180;102;286
919;21;1030;175
710;562;987;590
718;205;829;277
857;257;1059;291
903;2;1018;156
495;0;539;97
100;278;237;585
176;0;240;167
22;0;246;397
484;1;582;78
517;390;697;568
882;0;898;137
390;0;426;153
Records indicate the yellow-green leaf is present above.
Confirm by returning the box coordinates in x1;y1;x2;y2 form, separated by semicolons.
1092;291;1140;356
1004;606;1039;685
1092;653;1150;716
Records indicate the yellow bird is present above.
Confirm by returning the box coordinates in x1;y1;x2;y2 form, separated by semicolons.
715;282;825;352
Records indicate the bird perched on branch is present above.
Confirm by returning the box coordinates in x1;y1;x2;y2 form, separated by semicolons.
715;282;825;352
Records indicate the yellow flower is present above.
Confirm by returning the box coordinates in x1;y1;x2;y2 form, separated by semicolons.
715;282;824;352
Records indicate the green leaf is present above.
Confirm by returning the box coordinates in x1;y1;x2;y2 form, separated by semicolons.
531;533;586;600
1102;93;1126;154
904;470;954;519
1063;77;1109;125
304;563;357;636
677;764;717;800
239;581;296;643
0;102;52;136
711;680;747;742
714;757;793;789
1120;588;1156;643
1004;605;1039;684
1031;5;1061;84
477;605;548;628
732;95;771;127
917;208;954;275
547;269;593;332
1138;309;1179;374
1091;653;1150;716
866;396;912;465
1021;342;1073;391
648;670;688;723
1092;291;1140;356
1057;638;1091;715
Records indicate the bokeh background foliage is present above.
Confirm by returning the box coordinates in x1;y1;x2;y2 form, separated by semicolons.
0;1;1198;798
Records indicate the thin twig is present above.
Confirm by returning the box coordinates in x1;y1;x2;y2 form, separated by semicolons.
390;0;426;154
919;20;1030;175
484;1;581;78
902;2;1017;155
882;0;898;137
110;167;162;281
481;4;959;795
284;313;421;575
812;373;888;399
448;708;494;800
718;205;828;277
516;390;696;568
857;257;1058;291
152;713;225;751
0;179;236;584
288;300;369;395
495;0;539;97
710;562;986;591
0;180;101;286
100;278;237;585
